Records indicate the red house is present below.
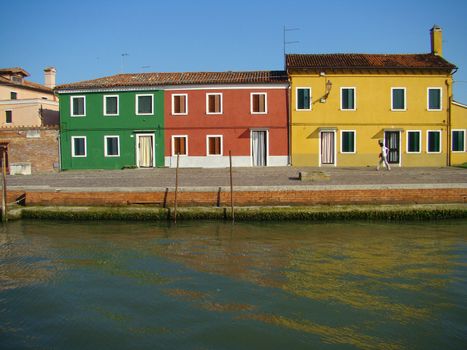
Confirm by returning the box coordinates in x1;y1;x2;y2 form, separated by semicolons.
163;71;289;167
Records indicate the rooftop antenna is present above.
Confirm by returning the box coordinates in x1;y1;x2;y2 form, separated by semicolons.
283;26;300;56
141;65;151;71
120;53;129;73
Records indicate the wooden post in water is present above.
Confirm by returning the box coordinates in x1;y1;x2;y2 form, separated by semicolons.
174;153;180;224
1;147;7;223
229;150;234;223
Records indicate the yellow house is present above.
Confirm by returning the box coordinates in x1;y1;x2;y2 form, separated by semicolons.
286;26;458;168
451;101;467;166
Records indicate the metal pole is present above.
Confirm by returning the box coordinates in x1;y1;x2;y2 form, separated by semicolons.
174;153;179;223
2;148;7;222
229;151;234;223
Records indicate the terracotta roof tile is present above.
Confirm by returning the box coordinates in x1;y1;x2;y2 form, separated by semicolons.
56;71;288;91
286;53;456;71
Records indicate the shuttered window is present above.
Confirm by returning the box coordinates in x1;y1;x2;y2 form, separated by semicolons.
5;110;12;124
251;93;267;113
72;136;86;157
452;130;465;152
136;94;153;115
341;131;355;153
341;88;355;110
207;136;222;155
391;88;406;110
407;131;421;153
104;96;119;116
71;96;86;116
173;136;187;155
427;131;441;153
428;88;442;110
172;94;187;114
207;94;222;114
297;88;311;110
105;136;120;157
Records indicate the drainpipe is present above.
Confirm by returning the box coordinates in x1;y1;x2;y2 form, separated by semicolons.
287;74;292;166
446;78;452;166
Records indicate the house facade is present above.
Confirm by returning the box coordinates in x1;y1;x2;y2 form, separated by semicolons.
56;78;165;170
56;71;288;170
451;101;467;165
163;71;289;168
287;26;458;167
0;67;59;174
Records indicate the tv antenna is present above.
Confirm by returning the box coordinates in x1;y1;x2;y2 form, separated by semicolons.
283;26;300;56
120;53;129;73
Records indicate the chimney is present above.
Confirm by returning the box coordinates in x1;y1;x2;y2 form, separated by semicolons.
430;25;442;56
44;67;56;89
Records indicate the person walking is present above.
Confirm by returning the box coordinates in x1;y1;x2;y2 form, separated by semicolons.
377;140;391;171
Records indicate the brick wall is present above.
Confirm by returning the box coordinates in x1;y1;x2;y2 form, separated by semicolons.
7;187;467;207
0;127;59;173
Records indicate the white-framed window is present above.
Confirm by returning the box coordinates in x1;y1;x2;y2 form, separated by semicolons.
296;87;311;111
206;135;223;156
71;136;87;157
104;135;120;157
427;130;442;153
250;93;267;114
103;95;119;116
206;93;223;114
452;129;466;152
406;130;421;153
70;96;86;117
172;135;188;156
172;94;188;115
427;88;442;111
136;94;154;115
5;110;12;124
340;130;356;153
391;87;406;111
340;87;356;111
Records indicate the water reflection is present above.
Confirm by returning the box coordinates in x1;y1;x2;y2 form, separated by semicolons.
0;220;466;350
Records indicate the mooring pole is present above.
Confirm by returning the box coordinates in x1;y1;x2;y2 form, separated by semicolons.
229;150;234;223
1;148;7;223
174;153;180;224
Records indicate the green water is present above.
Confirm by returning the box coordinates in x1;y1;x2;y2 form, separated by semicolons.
1;220;466;350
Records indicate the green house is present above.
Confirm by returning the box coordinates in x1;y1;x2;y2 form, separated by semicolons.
56;84;165;170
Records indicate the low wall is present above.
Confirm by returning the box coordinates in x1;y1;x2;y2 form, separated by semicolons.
7;186;467;207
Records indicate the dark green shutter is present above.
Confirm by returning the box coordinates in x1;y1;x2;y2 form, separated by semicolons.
428;132;440;152
429;89;441;110
297;89;310;109
452;131;464;152
408;132;420;152
392;89;405;110
342;89;354;109
342;132;354;152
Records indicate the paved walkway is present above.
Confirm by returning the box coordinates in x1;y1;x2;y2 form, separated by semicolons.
6;167;467;190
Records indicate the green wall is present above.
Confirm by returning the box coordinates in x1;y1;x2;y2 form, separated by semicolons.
59;90;164;170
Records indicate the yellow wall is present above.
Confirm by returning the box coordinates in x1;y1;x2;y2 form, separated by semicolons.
451;102;467;165
289;71;451;167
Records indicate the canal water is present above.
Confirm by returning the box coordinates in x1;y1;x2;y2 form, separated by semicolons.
1;220;466;349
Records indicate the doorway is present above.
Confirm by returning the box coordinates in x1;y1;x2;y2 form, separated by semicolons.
384;131;400;164
320;131;336;165
251;130;268;166
136;134;155;168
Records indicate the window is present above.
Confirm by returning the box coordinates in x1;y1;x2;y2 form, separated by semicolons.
136;94;154;115
427;131;441;153
10;92;17;100
207;136;223;156
427;88;442;111
12;76;22;84
296;88;311;110
104;136;120;157
70;96;86;117
251;93;267;114
172;94;188;115
206;93;222;114
407;131;421;153
172;136;188;156
340;130;356;153
341;88;356;110
71;136;86;157
452;130;465;152
391;88;406;111
104;95;119;116
5;110;12;124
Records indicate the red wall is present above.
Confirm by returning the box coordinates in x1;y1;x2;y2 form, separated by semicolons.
164;87;288;157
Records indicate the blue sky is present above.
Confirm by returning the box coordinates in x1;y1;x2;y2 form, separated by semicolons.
1;0;466;102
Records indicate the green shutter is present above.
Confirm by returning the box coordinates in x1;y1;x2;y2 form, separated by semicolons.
452;131;465;152
297;89;310;109
428;131;440;152
342;89;354;109
342;132;355;152
392;89;405;110
429;89;441;110
408;132;420;152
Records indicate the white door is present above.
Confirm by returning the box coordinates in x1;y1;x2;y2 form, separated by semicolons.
320;131;335;165
251;130;268;166
137;134;154;168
